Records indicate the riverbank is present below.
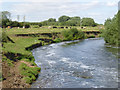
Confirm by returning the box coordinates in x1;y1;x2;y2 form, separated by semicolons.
1;27;100;88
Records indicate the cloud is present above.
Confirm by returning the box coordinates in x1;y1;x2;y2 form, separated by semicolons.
106;1;117;7
2;0;71;2
88;12;101;16
0;1;2;11
10;1;100;15
2;0;118;24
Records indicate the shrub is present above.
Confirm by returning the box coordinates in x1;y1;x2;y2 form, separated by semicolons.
2;31;8;43
54;38;62;43
32;25;39;28
62;28;85;41
19;63;41;84
25;24;30;28
88;35;95;38
39;23;42;27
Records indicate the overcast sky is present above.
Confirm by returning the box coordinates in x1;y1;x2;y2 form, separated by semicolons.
1;0;119;24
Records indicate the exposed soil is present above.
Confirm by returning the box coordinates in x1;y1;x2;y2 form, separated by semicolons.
2;60;31;88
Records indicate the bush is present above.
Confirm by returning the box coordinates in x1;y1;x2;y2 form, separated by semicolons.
54;38;62;43
2;31;8;43
25;24;30;28
62;28;85;41
88;35;95;38
19;63;41;84
32;25;39;28
39;23;42;27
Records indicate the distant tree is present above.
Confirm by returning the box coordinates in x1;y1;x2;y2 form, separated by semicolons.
25;23;30;28
48;18;56;22
0;11;11;28
1;11;11;20
70;16;80;21
66;20;76;26
58;15;71;22
39;23;42;27
81;18;97;27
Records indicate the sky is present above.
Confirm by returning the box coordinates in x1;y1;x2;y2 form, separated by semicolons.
0;0;119;24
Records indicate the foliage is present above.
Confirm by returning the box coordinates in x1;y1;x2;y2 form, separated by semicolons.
0;11;11;20
39;23;42;27
58;15;71;22
31;25;39;28
87;34;95;38
19;63;41;84
54;38;62;43
23;77;32;84
25;23;30;28
2;31;8;43
81;18;97;27
62;28;85;41
48;18;56;22
103;11;119;46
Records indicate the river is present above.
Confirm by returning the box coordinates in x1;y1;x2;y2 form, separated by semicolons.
31;38;118;88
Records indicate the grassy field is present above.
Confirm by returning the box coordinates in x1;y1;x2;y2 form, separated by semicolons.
2;26;102;55
4;26;101;34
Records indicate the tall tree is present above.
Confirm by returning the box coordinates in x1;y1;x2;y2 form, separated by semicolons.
58;15;70;22
81;18;97;27
103;12;119;46
1;11;11;20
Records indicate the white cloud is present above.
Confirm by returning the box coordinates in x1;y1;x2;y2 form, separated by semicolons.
2;0;118;23
10;1;100;15
2;0;71;2
106;1;117;7
0;1;2;11
88;12;101;16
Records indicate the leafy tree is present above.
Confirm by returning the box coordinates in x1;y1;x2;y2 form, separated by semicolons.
58;15;70;22
0;11;11;20
39;23;42;27
81;18;97;27
48;18;56;22
103;12;119;46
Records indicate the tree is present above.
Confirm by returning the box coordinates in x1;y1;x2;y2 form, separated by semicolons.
104;18;112;26
48;18;56;22
81;18;96;27
1;11;11;20
103;12;118;46
67;16;81;26
39;23;42;27
0;11;11;28
58;15;70;22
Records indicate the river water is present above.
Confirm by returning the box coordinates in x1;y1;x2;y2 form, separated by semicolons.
31;38;118;88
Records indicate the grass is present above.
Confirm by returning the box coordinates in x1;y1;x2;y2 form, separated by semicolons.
19;63;41;84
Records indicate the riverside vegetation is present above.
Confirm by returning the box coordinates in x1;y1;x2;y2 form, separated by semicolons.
102;10;120;47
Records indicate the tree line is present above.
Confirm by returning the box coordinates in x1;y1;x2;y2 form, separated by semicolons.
103;10;120;46
0;11;98;28
30;15;98;27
